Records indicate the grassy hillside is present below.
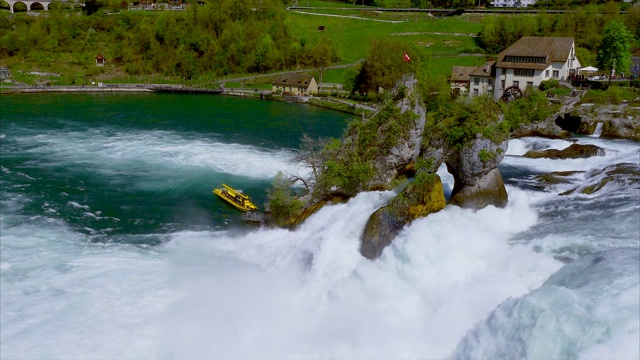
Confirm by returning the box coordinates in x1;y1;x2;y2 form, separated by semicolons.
287;11;482;64
0;5;485;87
286;10;484;81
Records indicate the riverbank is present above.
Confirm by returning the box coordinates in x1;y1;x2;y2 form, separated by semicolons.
1;84;377;117
0;85;154;93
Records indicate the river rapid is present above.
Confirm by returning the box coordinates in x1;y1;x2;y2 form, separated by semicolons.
1;93;638;359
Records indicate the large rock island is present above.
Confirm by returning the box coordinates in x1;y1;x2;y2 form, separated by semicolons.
267;77;512;260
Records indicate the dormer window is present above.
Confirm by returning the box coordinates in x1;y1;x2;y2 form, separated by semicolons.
503;56;546;63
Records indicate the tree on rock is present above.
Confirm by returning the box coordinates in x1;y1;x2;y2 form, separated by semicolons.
597;21;634;85
351;39;418;95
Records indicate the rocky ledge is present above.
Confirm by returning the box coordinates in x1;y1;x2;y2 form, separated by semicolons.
360;173;445;260
524;143;605;159
556;104;640;141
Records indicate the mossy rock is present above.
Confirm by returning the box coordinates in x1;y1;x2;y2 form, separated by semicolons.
388;173;446;223
360;173;446;260
360;207;405;260
524;144;605;159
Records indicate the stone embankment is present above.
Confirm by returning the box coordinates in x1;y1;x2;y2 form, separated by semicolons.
4;85;154;93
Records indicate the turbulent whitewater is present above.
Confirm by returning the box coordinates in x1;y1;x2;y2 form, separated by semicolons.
1;94;638;359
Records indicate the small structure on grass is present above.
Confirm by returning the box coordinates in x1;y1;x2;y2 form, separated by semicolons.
272;74;318;96
0;68;12;80
95;54;106;66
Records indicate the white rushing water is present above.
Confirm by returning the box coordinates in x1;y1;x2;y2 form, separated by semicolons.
1;135;639;359
10;128;303;184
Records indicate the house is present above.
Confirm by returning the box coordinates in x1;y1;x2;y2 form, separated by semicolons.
631;50;640;78
491;0;536;7
0;68;11;80
272;74;318;96
469;61;496;97
95;54;106;66
492;37;581;99
450;66;476;95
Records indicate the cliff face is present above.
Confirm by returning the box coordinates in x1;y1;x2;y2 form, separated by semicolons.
358;89;510;259
559;104;640;141
424;134;509;210
367;95;427;188
360;173;446;260
513;103;640;141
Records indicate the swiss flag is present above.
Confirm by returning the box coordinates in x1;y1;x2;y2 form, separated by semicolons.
403;52;411;62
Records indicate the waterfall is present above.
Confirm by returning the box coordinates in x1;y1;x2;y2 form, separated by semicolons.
592;122;603;137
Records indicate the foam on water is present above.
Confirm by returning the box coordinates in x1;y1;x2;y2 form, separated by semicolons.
8;129;303;183
1;187;565;359
454;248;640;360
504;136;640;259
2;120;639;359
504;136;639;174
506;137;574;156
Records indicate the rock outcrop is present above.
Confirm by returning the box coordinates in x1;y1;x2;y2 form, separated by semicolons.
420;133;509;210
275;78;513;260
555;104;640;141
368;96;427;188
524;143;605;159
510;119;572;139
360;173;445;260
559;162;640;196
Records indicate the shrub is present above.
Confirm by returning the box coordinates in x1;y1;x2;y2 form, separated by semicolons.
266;172;304;227
539;79;559;91
581;87;638;105
425;95;507;150
503;90;557;132
478;149;497;162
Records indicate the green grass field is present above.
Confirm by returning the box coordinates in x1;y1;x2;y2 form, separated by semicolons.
287;10;484;80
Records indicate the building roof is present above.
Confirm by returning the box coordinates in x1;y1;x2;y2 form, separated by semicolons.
632;50;640;57
272;73;315;87
497;37;575;70
470;61;496;77
450;66;476;82
96;54;105;60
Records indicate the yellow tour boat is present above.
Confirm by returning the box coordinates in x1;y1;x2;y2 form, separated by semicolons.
213;184;259;212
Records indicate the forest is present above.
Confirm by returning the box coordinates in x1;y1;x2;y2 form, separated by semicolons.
0;0;339;80
0;0;638;88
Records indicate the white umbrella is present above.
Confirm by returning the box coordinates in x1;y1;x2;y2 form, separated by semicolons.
581;66;598;73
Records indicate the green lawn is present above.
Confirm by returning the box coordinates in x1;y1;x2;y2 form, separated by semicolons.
426;56;487;76
287;11;484;81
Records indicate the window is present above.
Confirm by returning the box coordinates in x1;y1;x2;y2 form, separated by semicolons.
503;56;546;63
513;80;520;88
488;79;494;86
545;70;550;77
527;81;533;88
514;69;535;77
553;70;559;78
501;80;505;89
474;78;480;85
473;89;479;96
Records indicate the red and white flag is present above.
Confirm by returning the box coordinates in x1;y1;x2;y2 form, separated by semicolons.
403;52;411;62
